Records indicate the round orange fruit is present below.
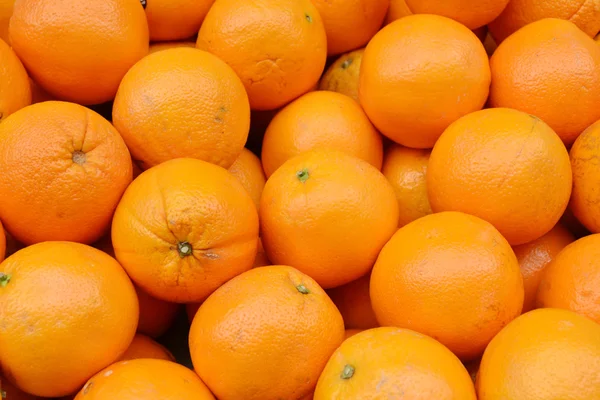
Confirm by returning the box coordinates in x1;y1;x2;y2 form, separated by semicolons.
189;265;345;400
326;273;379;330
75;359;215;400
0;101;132;245
314;327;477;399
427;108;572;246
119;334;175;362
489;18;600;146
0;222;5;263
476;308;600;399
318;48;364;103
0;38;30;121
113;47;250;170
135;286;180;338
144;0;214;41
371;212;524;361
344;329;363;340
0;372;39;400
197;0;327;110
0;242;138;398
228;148;266;210
9;0;148;105
112;158;259;303
260;149;398;289
261;91;383;177
359;14;490;148
148;41;196;54
536;234;600;324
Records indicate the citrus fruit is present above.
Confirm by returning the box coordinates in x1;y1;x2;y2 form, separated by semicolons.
489;18;600;146
370;212;524;361
476;308;600;399
113;47;250;170
512;224;575;313
318;48;363;102
252;237;271;268
75;359;215;400
385;0;412;24
0;373;39;400
228;148;266;210
382;144;432;227
427;108;572;246
0;101;132;245
344;329;363;339
310;0;388;55
112;158;259;303
0;242;138;398
9;0;148;105
314;327;477;399
119;334;175;362
189;265;345;400
186;302;201;324
144;0;214;41
326;273;379;330
536;234;600;324
135;286;180;338
260;149;398;289
261;91;383;177
359;14;490;148
0;0;13;43
29;78;54;104
148;41;196;54
0;222;5;263
197;0;327;110
0;38;30;120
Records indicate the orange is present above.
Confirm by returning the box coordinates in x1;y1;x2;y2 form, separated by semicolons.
228;148;266;210
2;230;23;260
476;308;600;399
253;237;271;268
489;0;600;44
197;0;327;110
427;108;572;246
570;119;600;233
0;0;13;43
0;222;4;262
385;0;412;24
318;48;363;103
371;212;524;361
382;144;432;227
0;242;138;398
29;78;54;104
135;286;180;338
260;149;398;289
560;206;590;239
189;265;345;400
512;224;575;313
310;0;388;55
112;158;259;303
119;334;175;362
326;273;379;330
0;38;30;121
148;41;196;54
186;302;201;324
9;0;148;105
261;91;383;177
344;329;363;340
0;373;39;400
314;327;477;399
113;47;250;170
489;18;600;146
0;101;132;245
536;234;600;324
144;0;214;42
75;359;215;400
359;15;490;148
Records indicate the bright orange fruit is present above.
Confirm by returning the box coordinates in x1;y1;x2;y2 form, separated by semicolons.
0;38;30;120
144;0;214;41
119;334;175;362
318;48;364;103
327;273;379;330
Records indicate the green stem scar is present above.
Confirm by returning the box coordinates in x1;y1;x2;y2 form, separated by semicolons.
1;389;6;398
296;168;309;183
305;13;312;23
0;273;11;287
341;58;353;69
296;284;310;294
341;364;355;379
177;242;193;258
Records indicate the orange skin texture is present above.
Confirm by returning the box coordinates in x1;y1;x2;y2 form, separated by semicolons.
197;0;327;111
569;120;600;233
112;158;259;303
310;0;388;55
344;329;363;340
148;40;196;54
489;18;600;146
371;212;524;361
0;0;13;43
145;0;214;41
536;234;600;324
260;149;399;289
382;144;432;228
0;38;30;120
74;359;215;400
327;273;379;330
314;327;477;399
9;0;148;105
489;0;600;44
318;48;363;103
476;308;600;399
189;265;345;400
359;15;490;148
0;373;39;400
427;108;572;246
262;91;383;177
512;224;575;313
0;242;139;398
228;148;266;210
118;334;175;362
385;0;412;24
135;286;180;338
0;101;133;245
113;48;250;170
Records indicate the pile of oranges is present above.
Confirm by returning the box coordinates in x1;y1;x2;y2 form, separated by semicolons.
1;0;600;398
